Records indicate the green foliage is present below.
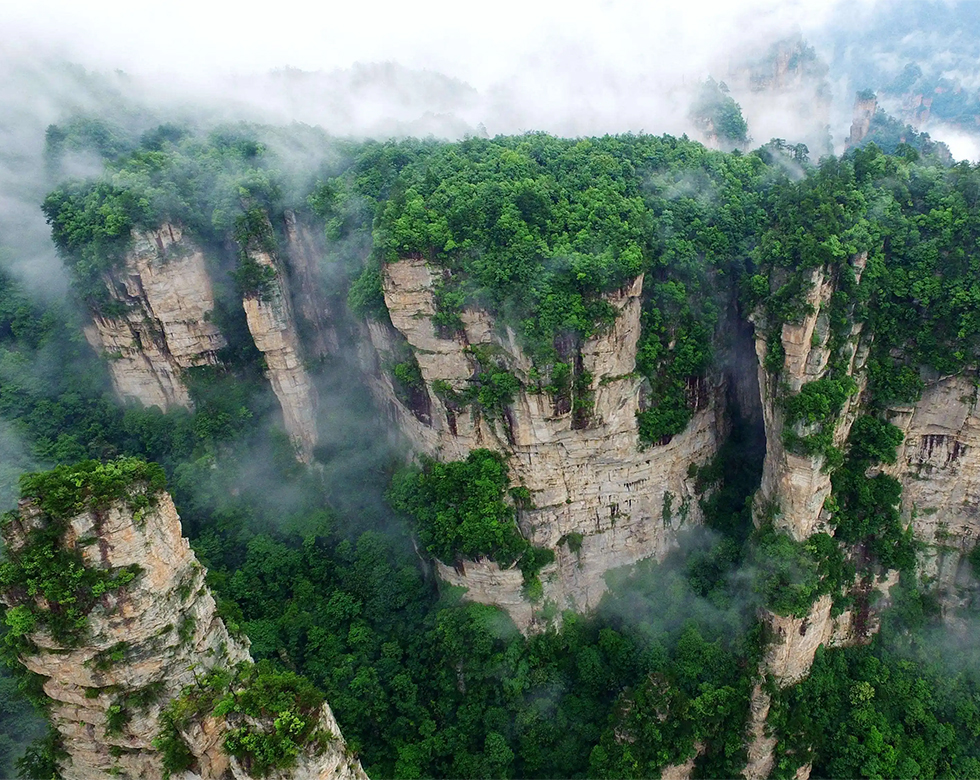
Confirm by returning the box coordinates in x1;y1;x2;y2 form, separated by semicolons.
232;208;280;301
690;79;749;145
154;668;234;778
782;376;857;459
42;124;292;304
17;457;165;519
387;449;531;569
219;662;331;776
104;702;129;736
20;125;980;780
970;544;980;580
0;459;160;647
390;355;424;395
830;416;915;572
751;525;850;618
347;265;387;320
560;532;584;554
374;135;650;363
15;728;64;780
41;182;149;302
755;146;980;387
771;634;980;779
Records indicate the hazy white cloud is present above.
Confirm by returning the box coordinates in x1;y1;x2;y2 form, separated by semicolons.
4;0;854;85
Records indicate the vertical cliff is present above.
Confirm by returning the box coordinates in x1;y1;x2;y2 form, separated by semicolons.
0;460;365;780
283;210;339;360
888;375;980;616
83;224;226;410
845;93;878;150
368;258;724;629
753;258;870;542
745;257;874;780
238;218;319;462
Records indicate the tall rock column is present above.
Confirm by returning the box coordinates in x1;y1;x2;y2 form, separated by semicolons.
83;224;226;410
238;217;319;462
0;459;365;780
745;258;871;780
282;210;339;359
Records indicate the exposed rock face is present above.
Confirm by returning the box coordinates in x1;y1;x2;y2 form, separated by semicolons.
241;241;318;462
2;486;366;780
83;224;225;410
846;95;878;149
3;490;248;779
888;375;980;614
283;210;339;359
745;257;980;777
746;259;872;778
373;258;724;629
754;260;869;541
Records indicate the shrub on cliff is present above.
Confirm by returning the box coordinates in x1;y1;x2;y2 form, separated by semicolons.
387;449;555;583
0;458;163;647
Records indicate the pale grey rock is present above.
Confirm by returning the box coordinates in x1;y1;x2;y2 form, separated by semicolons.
376;259;724;631
85;224;225;410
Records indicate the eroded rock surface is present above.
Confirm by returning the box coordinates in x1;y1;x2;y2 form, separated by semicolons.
753;260;869;541
84;224;225;410
372;258;724;629
889;375;980;615
241;241;318;462
746;258;874;778
3;491;248;779
2;486;365;780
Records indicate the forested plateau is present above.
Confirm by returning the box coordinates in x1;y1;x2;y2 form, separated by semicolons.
0;114;979;780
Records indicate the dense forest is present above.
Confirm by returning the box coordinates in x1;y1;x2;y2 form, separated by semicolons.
0;101;977;780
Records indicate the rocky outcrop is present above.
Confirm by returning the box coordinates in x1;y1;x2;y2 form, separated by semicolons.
83;224;225;410
846;94;878;150
753;259;869;541
746;258;873;778
371;258;724;630
1;474;365;780
2;488;247;779
241;239;318;462
283;210;339;359
888;375;980;615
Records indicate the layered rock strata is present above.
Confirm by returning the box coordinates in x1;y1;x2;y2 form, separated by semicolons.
754;258;869;541
2;486;365;780
368;258;724;630
888;374;980;616
240;239;319;462
2;489;247;779
745;258;874;779
83;224;225;410
746;257;980;777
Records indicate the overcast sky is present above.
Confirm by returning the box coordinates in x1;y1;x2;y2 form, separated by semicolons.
7;0;979;161
4;0;866;86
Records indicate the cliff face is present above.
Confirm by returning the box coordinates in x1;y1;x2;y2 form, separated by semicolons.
2;478;365;780
370;258;724;629
846;95;878;150
889;375;980;614
754;259;869;541
83;224;226;410
240;235;319;462
81;215;326;462
283;210;339;360
3;489;247;779
746;259;873;780
742;251;980;778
